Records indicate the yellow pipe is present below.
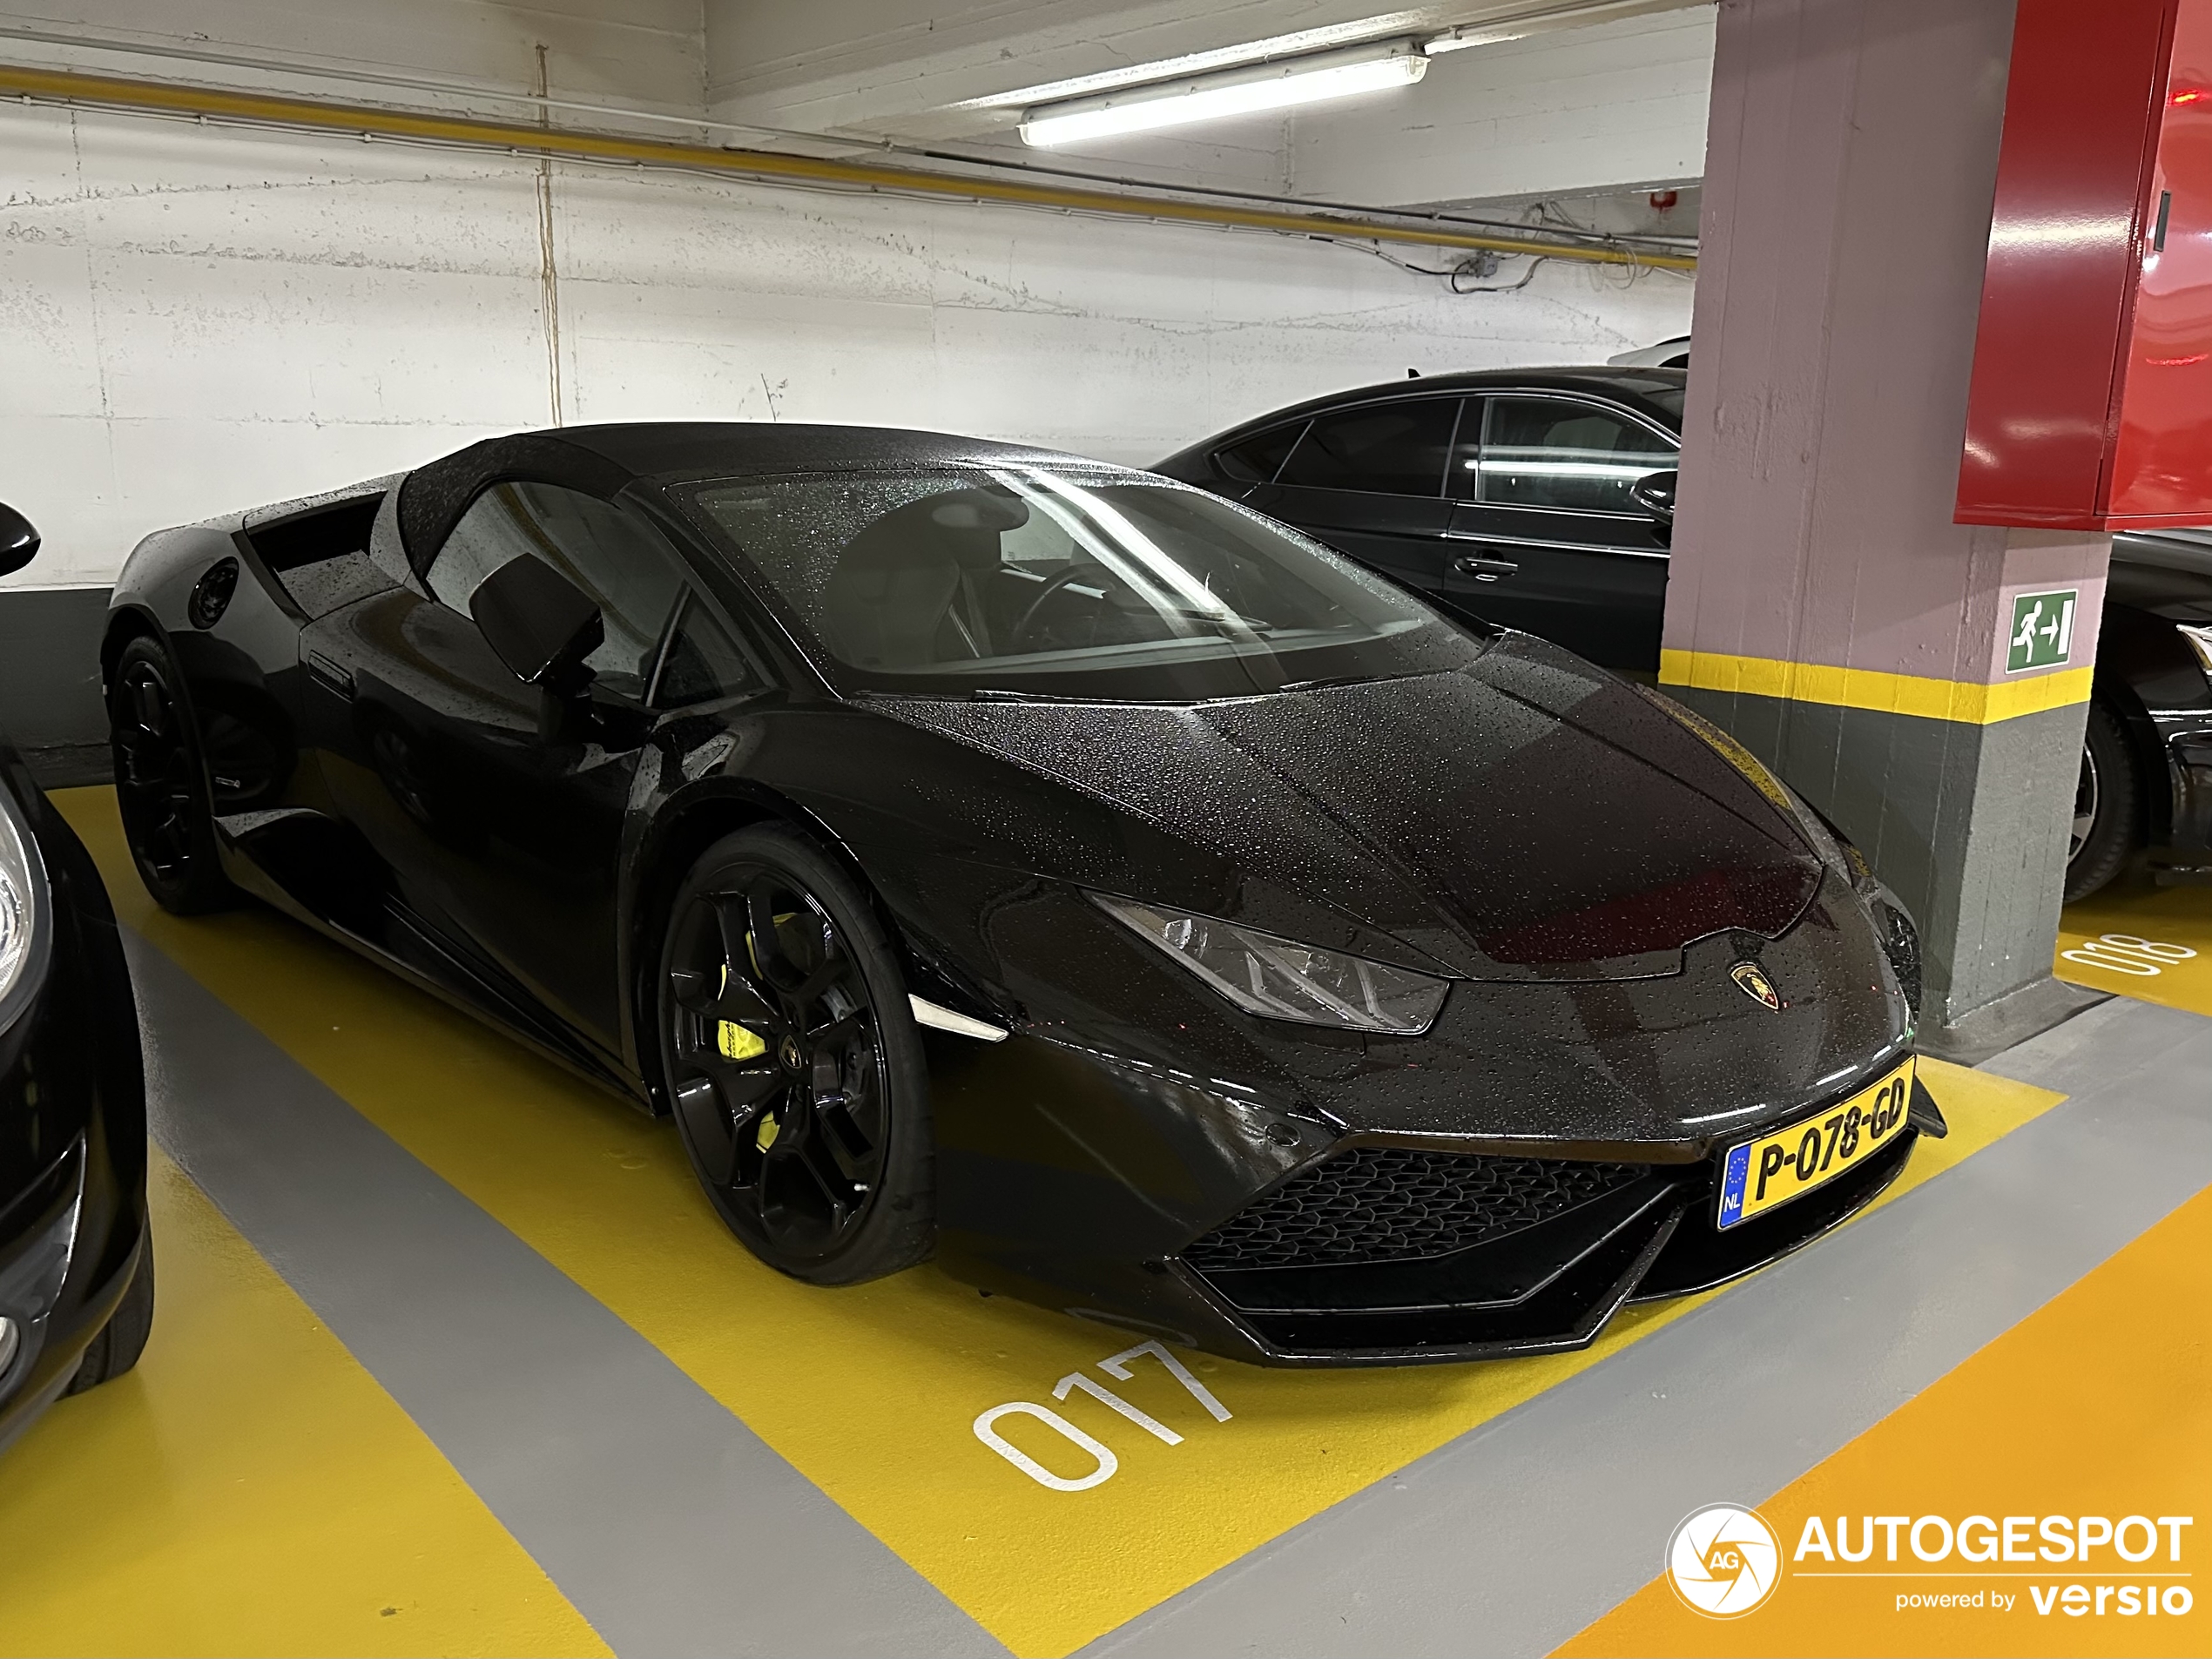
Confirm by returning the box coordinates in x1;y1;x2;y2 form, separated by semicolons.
0;61;1697;273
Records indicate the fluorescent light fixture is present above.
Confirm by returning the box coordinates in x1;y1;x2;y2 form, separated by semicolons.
1423;27;1523;54
1019;39;1427;148
956;19;1427;111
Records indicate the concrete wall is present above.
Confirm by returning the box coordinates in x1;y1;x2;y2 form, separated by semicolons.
0;97;1694;597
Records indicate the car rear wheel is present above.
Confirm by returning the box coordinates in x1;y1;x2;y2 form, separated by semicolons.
656;826;934;1285
2064;699;2140;904
109;635;239;914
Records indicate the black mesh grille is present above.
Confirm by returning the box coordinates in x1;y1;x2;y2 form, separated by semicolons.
1878;901;1922;1021
1183;1150;1649;1271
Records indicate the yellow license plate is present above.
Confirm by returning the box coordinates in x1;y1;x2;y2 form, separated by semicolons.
1716;1058;1915;1229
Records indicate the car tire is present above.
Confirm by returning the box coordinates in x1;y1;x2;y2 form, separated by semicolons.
655;826;934;1285
2064;698;2141;904
67;1238;154;1394
109;634;240;914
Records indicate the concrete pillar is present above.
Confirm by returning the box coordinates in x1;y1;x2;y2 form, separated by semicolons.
1662;0;2108;1058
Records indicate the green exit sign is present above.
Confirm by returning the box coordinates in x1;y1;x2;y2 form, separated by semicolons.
2006;589;2078;673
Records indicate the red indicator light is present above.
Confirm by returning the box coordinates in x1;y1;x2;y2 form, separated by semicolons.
2175;87;2205;103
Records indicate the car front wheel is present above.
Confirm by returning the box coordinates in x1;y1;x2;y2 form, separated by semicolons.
2064;699;2141;904
109;634;239;914
655;826;934;1285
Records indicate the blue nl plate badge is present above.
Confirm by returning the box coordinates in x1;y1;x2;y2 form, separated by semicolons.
1717;1141;1753;1228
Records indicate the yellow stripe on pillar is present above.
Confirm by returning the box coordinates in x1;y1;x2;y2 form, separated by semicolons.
1658;651;2093;725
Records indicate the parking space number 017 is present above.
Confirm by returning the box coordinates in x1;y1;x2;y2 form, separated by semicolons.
974;1340;1232;1491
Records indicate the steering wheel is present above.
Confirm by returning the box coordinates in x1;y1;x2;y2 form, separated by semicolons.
1008;563;1109;652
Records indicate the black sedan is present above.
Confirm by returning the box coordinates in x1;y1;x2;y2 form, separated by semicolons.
0;504;152;1453
1156;368;2212;901
105;425;1935;1366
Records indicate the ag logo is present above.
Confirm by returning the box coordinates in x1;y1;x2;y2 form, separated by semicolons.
1730;961;1783;1010
1666;1504;1781;1618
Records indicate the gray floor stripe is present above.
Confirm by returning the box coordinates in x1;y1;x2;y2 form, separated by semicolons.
125;932;1008;1659
1080;998;2212;1659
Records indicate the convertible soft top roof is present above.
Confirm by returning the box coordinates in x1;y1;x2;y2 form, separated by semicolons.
397;421;1099;570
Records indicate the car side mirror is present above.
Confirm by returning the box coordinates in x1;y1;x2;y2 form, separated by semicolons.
0;503;39;577
470;555;604;695
1629;469;1678;525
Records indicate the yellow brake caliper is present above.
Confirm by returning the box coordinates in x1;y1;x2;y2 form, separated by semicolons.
712;962;779;1149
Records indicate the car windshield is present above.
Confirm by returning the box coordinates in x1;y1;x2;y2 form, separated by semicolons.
681;467;1485;698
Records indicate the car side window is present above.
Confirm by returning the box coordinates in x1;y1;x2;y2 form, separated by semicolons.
1276;399;1458;496
649;593;758;708
1458;396;1678;513
427;482;687;698
1215;422;1307;483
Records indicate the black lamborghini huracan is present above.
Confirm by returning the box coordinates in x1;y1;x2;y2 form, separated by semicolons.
105;425;1939;1366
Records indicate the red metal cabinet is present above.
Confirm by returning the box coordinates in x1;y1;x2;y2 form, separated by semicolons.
1958;0;2212;529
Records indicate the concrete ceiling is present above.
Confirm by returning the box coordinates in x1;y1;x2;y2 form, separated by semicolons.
703;0;1710;144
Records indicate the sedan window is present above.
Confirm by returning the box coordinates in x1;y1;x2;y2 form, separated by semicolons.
1276;399;1459;496
1215;422;1306;483
1457;397;1678;514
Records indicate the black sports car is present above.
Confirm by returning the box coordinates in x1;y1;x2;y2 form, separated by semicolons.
0;503;152;1453
1156;368;2212;902
104;426;1937;1366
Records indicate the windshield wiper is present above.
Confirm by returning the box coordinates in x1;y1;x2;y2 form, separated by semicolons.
968;687;1125;704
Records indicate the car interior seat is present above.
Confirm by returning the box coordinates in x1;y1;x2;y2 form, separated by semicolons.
823;488;1029;668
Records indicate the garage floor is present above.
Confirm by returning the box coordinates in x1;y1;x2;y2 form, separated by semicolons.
1;788;2205;1659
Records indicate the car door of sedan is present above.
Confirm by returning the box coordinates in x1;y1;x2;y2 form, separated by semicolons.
1244;396;1462;601
1441;394;1677;673
300;480;697;1062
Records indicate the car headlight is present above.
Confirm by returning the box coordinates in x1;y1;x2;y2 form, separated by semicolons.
0;781;52;1037
2180;623;2212;682
1092;894;1449;1035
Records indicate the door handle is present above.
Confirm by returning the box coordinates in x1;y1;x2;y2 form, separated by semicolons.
1453;556;1520;583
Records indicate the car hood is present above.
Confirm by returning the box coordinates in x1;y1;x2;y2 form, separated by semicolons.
873;636;1823;982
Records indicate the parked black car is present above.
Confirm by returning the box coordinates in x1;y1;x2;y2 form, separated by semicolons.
1157;368;2212;902
2072;531;2212;899
105;425;1937;1366
0;504;152;1453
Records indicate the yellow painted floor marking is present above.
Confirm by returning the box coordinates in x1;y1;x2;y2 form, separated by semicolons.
1557;1176;2212;1656
0;1146;608;1659
53;788;2067;1657
2058;880;2212;1018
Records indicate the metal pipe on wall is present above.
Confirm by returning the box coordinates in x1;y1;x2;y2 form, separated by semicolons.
0;61;1698;273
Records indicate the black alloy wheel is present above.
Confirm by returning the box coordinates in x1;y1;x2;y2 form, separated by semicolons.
2064;698;2141;904
657;826;933;1284
108;635;239;914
